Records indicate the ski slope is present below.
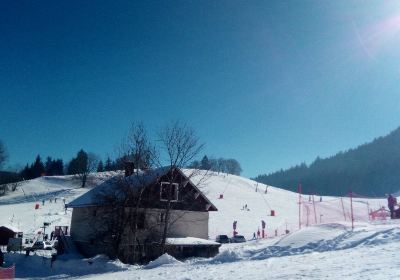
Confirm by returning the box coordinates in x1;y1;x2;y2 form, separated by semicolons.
0;170;396;280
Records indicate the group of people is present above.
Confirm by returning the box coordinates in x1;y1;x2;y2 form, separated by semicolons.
252;229;261;240
387;194;399;219
241;204;250;211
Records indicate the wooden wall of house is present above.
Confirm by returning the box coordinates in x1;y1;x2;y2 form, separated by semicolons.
70;207;94;243
145;209;209;239
70;206;209;257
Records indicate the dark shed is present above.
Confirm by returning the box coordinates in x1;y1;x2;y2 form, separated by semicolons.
0;225;22;246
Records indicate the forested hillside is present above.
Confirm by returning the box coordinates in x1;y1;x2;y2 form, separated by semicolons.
255;127;400;197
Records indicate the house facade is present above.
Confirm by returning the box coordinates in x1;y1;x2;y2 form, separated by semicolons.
67;167;219;263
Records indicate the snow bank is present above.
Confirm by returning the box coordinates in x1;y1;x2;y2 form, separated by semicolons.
210;249;244;263
145;253;182;269
275;223;349;248
4;253;127;278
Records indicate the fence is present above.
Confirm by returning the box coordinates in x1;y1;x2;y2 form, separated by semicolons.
299;192;386;229
0;265;15;280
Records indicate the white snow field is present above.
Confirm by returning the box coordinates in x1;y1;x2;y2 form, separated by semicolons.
0;170;398;280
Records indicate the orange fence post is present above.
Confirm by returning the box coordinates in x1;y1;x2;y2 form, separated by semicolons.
312;194;317;224
298;184;302;230
350;191;354;230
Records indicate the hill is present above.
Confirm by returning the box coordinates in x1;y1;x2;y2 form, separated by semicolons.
0;171;395;280
0;170;384;240
254;127;400;197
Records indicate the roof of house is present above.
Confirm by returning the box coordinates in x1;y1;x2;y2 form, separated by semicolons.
0;225;22;233
66;167;217;212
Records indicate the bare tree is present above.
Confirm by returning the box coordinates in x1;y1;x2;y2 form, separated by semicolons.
89;122;208;262
94;122;156;263
156;121;205;253
68;150;99;187
119;122;156;262
93;176;141;262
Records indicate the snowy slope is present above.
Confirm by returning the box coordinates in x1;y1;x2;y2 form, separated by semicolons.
0;170;396;279
189;171;386;239
0;173;117;235
11;221;396;280
0;170;386;238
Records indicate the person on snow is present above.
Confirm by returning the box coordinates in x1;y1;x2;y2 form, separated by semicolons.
257;229;261;239
387;194;397;219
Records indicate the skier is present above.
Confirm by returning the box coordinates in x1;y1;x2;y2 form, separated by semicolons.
388;194;397;219
252;232;256;240
257;229;261;239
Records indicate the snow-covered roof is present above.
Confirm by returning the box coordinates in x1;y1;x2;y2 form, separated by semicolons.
165;237;220;246
66;166;217;212
0;224;22;233
66;167;169;208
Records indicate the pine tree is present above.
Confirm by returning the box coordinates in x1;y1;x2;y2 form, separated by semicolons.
200;155;211;170
97;160;104;172
21;164;33;180
32;155;45;178
45;157;54;175
104;157;113;171
53;159;64;175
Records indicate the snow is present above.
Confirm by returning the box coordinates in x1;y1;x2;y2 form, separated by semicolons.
166;237;220;246
0;170;398;279
145;253;182;269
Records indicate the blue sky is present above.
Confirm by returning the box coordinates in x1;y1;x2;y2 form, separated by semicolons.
1;1;400;177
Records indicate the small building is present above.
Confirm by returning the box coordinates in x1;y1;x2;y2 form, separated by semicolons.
0;225;22;246
66;166;219;263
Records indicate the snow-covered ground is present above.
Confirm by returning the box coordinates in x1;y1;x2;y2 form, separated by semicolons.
0;171;397;279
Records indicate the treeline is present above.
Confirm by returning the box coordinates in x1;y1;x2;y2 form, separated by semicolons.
21;155;64;179
96;157;125;172
189;155;242;175
255;126;400;197
0;135;243;188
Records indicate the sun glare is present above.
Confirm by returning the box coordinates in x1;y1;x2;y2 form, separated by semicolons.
356;11;400;59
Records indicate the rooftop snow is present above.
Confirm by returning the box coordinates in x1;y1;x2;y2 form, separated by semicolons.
166;237;220;246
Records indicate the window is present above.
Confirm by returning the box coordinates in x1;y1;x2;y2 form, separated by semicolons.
160;182;179;202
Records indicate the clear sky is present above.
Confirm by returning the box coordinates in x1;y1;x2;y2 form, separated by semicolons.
1;1;400;178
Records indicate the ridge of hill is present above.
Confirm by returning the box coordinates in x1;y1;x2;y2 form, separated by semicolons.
254;127;400;197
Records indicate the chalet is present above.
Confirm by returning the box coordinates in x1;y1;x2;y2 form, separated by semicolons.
66;166;220;263
0;225;22;246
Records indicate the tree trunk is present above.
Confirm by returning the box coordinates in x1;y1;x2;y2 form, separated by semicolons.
81;174;87;188
160;200;171;254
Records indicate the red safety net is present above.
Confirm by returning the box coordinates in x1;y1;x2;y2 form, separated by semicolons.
0;265;15;280
299;194;375;228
